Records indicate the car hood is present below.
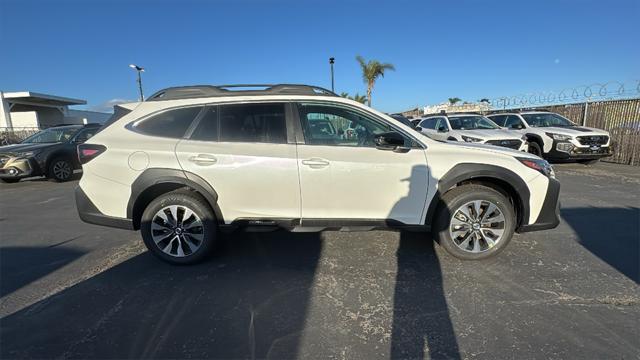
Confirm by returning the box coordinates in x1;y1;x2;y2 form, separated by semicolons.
454;128;523;140
0;142;59;155
534;126;609;136
446;140;538;158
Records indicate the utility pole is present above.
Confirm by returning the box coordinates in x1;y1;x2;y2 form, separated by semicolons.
129;64;145;101
329;57;335;92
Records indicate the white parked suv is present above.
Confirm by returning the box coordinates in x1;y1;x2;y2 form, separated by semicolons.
76;84;560;264
417;114;529;152
487;111;612;164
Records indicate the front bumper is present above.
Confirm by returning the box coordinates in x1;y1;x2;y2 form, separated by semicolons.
546;140;613;161
0;157;40;179
75;186;134;230
517;177;561;233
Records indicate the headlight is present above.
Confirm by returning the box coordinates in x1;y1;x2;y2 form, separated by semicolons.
545;132;572;141
517;157;555;178
15;151;36;158
461;135;483;143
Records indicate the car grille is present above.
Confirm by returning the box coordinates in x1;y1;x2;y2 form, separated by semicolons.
485;139;522;150
577;135;608;146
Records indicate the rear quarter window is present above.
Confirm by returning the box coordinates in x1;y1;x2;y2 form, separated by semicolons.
135;106;203;138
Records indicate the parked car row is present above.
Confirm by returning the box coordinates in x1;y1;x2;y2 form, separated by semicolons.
408;110;613;164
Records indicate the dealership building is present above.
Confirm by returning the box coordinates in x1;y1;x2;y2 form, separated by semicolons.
0;91;110;129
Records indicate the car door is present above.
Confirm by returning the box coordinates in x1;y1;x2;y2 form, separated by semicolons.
422;117;450;141
295;102;429;225
175;102;301;223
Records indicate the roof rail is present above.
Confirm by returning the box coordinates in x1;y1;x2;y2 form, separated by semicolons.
486;108;553;115
146;84;338;101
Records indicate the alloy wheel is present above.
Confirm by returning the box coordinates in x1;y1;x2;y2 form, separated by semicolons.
449;200;506;253
151;205;204;257
53;160;72;180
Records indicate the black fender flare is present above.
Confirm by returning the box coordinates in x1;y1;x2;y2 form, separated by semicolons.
525;133;545;146
127;168;224;227
425;163;530;228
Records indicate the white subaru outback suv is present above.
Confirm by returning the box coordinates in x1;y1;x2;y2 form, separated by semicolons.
417;113;528;151
487;111;612;164
76;84;560;264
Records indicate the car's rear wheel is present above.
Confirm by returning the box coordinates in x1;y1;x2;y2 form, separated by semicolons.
528;141;543;157
141;190;217;265
48;157;73;182
435;184;516;260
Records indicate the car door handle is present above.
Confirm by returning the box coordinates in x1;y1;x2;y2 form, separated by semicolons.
301;158;330;168
188;154;217;165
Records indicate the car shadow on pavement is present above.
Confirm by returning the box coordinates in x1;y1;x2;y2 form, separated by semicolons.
0;245;85;297
562;207;640;283
0;231;323;359
389;164;460;359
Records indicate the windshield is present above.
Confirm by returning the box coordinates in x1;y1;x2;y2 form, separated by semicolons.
522;113;575;127
21;127;80;144
448;116;499;130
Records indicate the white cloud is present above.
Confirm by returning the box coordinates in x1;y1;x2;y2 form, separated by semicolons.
89;98;135;113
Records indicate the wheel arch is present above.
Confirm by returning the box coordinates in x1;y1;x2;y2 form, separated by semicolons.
425;163;530;229
127;168;224;230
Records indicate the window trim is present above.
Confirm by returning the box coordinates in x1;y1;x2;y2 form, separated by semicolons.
294;101;425;149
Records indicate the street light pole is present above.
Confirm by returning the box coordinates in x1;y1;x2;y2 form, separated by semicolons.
129;64;145;101
329;57;335;92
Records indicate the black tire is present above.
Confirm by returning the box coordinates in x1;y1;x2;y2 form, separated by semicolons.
48;157;73;182
577;159;599;165
527;141;543;157
140;189;217;265
1;178;20;183
434;184;516;260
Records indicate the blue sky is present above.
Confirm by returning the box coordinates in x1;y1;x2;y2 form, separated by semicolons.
0;0;638;113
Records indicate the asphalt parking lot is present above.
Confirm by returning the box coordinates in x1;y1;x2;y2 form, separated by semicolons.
1;162;639;359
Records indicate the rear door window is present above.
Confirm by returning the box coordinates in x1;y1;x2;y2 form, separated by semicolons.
219;103;287;143
419;118;438;129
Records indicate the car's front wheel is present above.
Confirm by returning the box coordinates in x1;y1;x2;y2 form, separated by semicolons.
48;157;73;182
528;142;543;157
434;184;516;260
140;190;217;265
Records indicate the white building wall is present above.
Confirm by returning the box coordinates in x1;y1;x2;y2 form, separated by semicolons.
9;111;39;128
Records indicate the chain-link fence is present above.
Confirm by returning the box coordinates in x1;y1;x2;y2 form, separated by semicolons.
503;98;640;166
0;127;40;145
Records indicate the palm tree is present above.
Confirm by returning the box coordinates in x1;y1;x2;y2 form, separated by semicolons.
351;93;367;104
340;92;367;104
356;55;395;106
448;97;462;105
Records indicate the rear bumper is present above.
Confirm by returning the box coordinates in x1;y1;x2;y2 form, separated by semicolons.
517;178;561;233
75;186;134;230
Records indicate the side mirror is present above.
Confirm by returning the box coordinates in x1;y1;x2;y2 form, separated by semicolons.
374;132;405;151
510;124;523;130
415;125;422;131
437;126;448;133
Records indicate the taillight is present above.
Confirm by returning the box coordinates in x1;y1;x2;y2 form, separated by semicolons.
78;144;106;164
